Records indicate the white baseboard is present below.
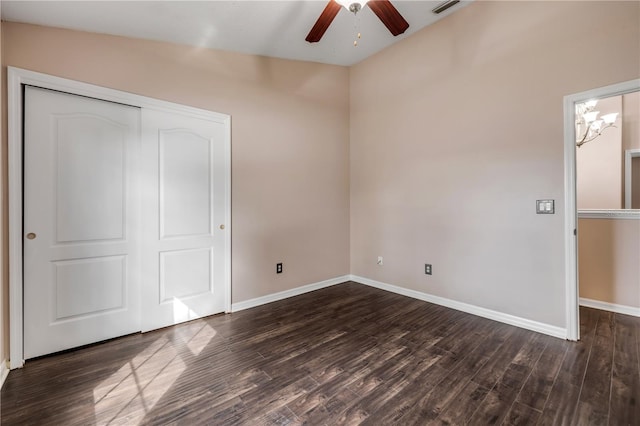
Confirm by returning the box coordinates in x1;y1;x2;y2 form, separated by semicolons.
228;274;567;339
349;275;567;339
0;359;9;389
580;298;640;317
231;275;350;312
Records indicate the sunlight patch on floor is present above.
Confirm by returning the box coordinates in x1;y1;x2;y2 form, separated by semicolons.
170;297;218;355
185;322;217;356
93;336;186;425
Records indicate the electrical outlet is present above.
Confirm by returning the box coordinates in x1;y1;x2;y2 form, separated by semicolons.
425;264;432;275
377;256;383;266
276;263;283;274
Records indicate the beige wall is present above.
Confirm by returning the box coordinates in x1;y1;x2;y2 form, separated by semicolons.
1;22;351;310
350;1;640;327
576;95;622;210
578;218;640;308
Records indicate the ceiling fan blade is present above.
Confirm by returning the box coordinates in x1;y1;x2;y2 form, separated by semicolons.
368;0;409;36
306;1;342;43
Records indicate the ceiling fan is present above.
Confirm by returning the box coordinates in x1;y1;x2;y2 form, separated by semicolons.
305;0;409;43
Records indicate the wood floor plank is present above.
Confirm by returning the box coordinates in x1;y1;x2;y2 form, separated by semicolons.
609;366;640;426
470;327;532;390
466;332;545;425
252;405;302;426
577;332;614;422
537;366;583;425
286;342;408;420
502;401;541;425
346;346;415;396
573;400;608;426
609;314;640;425
309;334;384;385
374;325;514;424
555;326;595;387
337;367;425;425
434;380;491;425
291;387;358;425
238;375;319;423
515;337;567;411
595;308;615;338
358;353;454;424
467;388;513;425
1;282;638;425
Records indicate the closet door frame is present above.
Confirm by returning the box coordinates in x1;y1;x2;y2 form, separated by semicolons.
8;67;232;369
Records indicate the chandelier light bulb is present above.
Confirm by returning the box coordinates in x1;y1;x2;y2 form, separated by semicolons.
601;112;618;125
585;100;598;108
590;120;603;131
583;111;599;123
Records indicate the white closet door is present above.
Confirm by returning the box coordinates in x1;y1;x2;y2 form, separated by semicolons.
24;86;141;359
140;109;227;332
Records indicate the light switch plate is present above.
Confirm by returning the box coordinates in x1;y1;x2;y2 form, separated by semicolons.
536;199;555;214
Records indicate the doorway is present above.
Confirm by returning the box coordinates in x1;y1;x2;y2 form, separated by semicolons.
563;78;640;341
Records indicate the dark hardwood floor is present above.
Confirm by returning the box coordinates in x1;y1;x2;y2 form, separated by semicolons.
1;282;639;425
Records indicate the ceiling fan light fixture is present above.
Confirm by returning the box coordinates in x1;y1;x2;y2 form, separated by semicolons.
336;0;369;14
432;0;460;15
306;0;407;43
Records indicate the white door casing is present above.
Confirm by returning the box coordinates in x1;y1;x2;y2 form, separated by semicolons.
140;109;227;331
9;67;231;368
24;86;141;359
563;78;640;341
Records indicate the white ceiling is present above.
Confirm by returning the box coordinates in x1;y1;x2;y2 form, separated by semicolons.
1;0;471;66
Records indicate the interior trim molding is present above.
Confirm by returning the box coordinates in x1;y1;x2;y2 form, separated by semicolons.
578;210;640;220
230;275;350;312
0;360;9;389
350;275;568;339
231;275;568;338
563;78;640;342
580;297;640;317
625;149;640;209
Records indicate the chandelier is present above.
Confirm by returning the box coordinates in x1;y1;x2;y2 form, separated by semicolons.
575;100;619;148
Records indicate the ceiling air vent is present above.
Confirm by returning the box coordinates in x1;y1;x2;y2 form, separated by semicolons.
432;0;460;14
